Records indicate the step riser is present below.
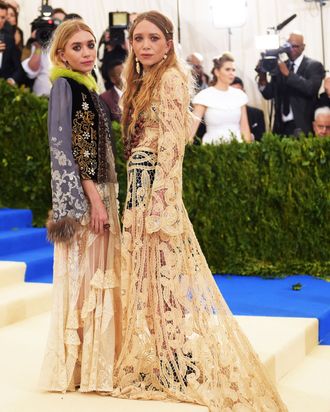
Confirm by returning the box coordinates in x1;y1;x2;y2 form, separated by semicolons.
0;229;49;255
0;289;52;327
274;323;319;381
0;262;26;287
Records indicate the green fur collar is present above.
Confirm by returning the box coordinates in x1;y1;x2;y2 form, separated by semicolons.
50;66;98;92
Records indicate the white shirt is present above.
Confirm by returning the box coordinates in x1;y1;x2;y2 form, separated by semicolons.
21;45;51;96
193;86;248;144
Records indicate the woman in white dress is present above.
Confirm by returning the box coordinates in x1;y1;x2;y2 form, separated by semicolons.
191;52;251;144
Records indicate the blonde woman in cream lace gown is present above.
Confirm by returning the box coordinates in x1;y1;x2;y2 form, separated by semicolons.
39;21;121;392
114;11;288;412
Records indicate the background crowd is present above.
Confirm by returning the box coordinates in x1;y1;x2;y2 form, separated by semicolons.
0;0;329;141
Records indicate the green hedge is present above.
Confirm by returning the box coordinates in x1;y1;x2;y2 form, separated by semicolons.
1;79;329;278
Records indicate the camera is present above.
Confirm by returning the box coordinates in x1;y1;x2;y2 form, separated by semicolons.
256;42;292;75
31;5;60;48
108;11;129;48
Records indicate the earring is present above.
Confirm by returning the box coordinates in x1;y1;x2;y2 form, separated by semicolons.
64;60;71;70
163;54;168;60
135;57;141;75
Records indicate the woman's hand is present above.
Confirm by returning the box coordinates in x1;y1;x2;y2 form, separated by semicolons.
90;198;109;235
81;180;109;235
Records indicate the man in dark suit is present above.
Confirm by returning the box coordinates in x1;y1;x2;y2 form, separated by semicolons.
0;1;23;85
316;77;330;109
257;31;325;136
231;76;266;141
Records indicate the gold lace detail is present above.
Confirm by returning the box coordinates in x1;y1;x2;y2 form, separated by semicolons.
114;68;288;411
72;92;98;179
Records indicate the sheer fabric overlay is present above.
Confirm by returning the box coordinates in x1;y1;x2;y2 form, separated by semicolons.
40;182;122;393
113;68;287;411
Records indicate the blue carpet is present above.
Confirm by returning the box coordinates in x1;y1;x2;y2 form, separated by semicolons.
0;208;54;283
214;274;330;345
0;208;32;230
1;208;330;344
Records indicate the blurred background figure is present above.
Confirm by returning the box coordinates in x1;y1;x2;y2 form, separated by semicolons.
257;31;324;137
63;13;82;21
317;76;330;109
231;76;266;141
21;6;64;96
100;59;123;122
4;0;19;10
187;52;209;91
313;107;330;137
51;7;66;23
0;0;23;85
191;52;251;144
6;3;23;53
187;52;209;141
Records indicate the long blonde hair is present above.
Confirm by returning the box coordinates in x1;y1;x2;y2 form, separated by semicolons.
49;19;95;67
121;11;185;155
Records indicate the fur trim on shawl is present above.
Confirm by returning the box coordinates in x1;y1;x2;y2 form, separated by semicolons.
46;212;81;243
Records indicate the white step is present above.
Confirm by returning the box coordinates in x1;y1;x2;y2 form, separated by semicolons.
278;346;330;412
0;261;26;287
0;282;52;327
237;316;319;383
0;311;322;412
0;313;207;412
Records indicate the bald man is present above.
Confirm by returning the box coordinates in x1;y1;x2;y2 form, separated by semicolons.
313;107;330;137
258;31;325;137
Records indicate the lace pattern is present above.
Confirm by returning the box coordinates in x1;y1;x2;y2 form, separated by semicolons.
40;182;122;393
113;68;288;411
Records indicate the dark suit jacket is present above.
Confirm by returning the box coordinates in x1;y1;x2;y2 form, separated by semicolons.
247;106;265;141
260;56;325;135
0;30;23;83
316;92;330;109
100;86;121;122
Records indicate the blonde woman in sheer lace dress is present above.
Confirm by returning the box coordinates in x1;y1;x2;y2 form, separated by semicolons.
114;11;287;412
39;20;121;393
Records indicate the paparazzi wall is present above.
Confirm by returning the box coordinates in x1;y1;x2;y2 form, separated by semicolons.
18;0;330;108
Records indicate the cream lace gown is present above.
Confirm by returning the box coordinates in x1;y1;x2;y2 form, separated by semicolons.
113;68;287;411
40;182;121;392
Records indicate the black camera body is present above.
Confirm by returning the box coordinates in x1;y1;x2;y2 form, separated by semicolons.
31;5;60;48
32;17;58;47
257;42;292;75
108;12;129;48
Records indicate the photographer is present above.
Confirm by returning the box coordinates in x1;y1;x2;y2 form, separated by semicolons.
257;31;325;136
0;0;23;85
21;8;59;96
99;12;129;89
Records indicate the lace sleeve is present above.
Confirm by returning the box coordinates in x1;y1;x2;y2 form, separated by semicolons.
145;69;189;236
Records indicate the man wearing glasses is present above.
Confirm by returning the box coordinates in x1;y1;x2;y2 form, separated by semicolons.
258;31;325;137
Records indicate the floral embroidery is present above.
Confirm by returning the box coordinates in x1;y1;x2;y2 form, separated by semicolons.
49;136;87;221
72;92;98;179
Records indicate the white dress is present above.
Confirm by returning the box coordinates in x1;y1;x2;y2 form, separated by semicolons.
193;86;248;144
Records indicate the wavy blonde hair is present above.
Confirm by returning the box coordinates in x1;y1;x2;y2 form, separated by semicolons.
121;10;189;149
49;19;95;67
